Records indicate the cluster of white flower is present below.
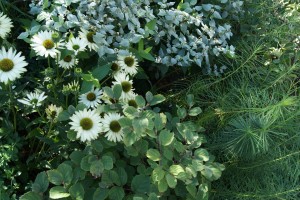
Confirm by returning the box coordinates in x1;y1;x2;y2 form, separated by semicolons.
28;0;244;74
70;53;140;143
0;13;28;84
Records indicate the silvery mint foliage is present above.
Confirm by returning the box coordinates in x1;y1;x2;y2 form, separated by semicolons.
28;0;243;74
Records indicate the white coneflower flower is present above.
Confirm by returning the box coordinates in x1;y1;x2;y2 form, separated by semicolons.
79;88;102;108
0;47;28;84
79;29;98;51
120;92;139;110
113;72;134;100
110;61;122;77
102;112;124;142
69;109;102;142
117;53;138;76
65;37;86;55
18;91;47;108
58;54;78;69
31;30;61;58
45;104;63;122
0;12;13;39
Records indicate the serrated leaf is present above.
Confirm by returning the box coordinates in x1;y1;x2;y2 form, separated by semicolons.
69;183;84;200
47;170;63;185
32;172;49;193
49;186;70;199
93;188;109;200
57;163;73;185
90;160;104;177
166;174;177;188
146;149;160;161
109;187;125;200
159;130;174;146
102;156;113;170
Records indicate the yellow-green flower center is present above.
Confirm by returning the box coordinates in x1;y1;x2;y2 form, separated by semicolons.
111;62;119;71
121;81;132;93
87;32;95;43
73;44;80;50
63;55;72;62
109;120;121;132
43;39;55;49
124;56;135;67
80;117;93;130
0;58;14;72
128;100;138;108
87;92;96;101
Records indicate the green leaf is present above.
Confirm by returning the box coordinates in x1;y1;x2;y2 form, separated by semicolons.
186;185;196;198
138;51;156;62
47;170;63;185
146;19;157;30
43;0;48;9
186;94;195;107
123;106;138;118
80;155;97;171
145;91;153;102
177;107;187;119
149;94;166;106
32;172;49;193
159;130;174;146
70;151;85;166
102;170;121;186
57;163;73;185
68;105;76;115
138;39;144;51
92;64;110;81
169;165;185;176
90;160;104;177
69;183;85;200
57;110;70;121
165;174;177;188
93;188;109;200
20;192;42;200
188;107;202;116
49;186;70;199
91;140;103;153
152;167;165;182
146;149;161;161
194;149;209;161
113;84;122;99
135;95;146;107
116;167;128;186
131;175;151;193
109;187;125;200
158;178;168;193
102;156;114;170
148;193;159;200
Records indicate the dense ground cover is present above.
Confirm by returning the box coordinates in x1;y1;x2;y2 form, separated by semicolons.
0;0;299;199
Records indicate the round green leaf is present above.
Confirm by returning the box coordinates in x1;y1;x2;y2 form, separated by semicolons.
47;170;63;185
159;130;174;146
165;174;177;188
57;163;73;185
131;175;151;193
169;165;185;176
146;149;160;161
188;107;202;116
90;160;104;177
20;192;42;200
69;183;85;200
194;149;209;161
152;167;165;182
49;186;70;199
32;171;49;193
93;188;109;200
102;155;113;170
158;178;168;193
109;187;125;200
